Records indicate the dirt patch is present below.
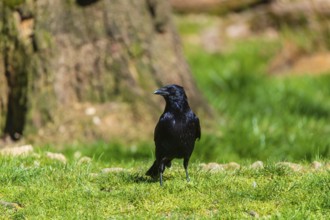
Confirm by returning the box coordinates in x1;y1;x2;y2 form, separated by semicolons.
290;53;330;75
269;50;330;76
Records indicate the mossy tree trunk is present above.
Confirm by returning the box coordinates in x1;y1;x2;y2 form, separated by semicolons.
0;0;208;143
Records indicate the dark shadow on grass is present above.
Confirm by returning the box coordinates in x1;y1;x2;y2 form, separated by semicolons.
130;173;158;184
130;172;176;185
287;92;330;119
98;173;159;192
295;100;330;119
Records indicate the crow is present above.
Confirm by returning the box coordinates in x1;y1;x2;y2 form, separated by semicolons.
146;84;201;186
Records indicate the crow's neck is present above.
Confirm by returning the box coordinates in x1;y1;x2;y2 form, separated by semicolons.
164;99;190;113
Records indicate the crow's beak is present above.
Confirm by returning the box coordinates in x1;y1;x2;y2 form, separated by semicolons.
154;88;169;96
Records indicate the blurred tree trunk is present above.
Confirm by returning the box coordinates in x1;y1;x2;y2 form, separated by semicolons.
0;0;208;143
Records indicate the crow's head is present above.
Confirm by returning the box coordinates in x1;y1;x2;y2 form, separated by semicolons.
154;84;187;99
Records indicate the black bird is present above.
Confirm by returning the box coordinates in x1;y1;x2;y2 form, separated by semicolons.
146;84;201;186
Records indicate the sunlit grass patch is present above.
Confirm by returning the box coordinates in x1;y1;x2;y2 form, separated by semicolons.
1;153;329;218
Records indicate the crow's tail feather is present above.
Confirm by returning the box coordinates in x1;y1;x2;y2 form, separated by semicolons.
146;160;159;177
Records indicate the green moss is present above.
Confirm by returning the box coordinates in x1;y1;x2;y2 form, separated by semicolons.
3;0;25;8
129;43;144;58
33;30;54;50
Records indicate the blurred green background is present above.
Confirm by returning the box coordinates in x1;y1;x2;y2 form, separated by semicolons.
61;2;330;164
176;4;330;163
2;0;330;164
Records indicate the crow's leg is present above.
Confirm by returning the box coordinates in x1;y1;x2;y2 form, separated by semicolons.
159;161;165;186
183;158;190;182
160;172;163;186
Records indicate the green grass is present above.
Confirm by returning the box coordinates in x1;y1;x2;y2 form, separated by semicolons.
1;153;329;219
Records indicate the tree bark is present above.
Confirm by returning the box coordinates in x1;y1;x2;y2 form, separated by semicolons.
0;0;209;143
169;0;269;14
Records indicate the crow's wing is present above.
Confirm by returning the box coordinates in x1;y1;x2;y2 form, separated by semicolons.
194;115;201;140
154;112;172;143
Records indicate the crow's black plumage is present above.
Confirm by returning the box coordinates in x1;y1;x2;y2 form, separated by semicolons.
146;84;201;186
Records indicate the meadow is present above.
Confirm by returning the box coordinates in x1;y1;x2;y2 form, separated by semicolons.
1;151;329;219
1;15;330;219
